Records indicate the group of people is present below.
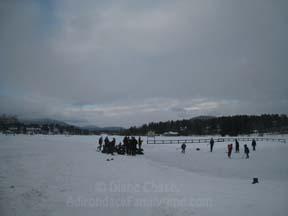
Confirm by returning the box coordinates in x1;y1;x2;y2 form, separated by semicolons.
208;138;256;159
226;138;256;159
97;136;143;156
181;137;257;159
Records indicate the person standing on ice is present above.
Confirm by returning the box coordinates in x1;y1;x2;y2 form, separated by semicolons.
235;139;240;153
123;136;128;154
244;144;250;159
97;136;103;151
127;137;132;155
210;138;214;152
131;136;137;155
251;139;256;151
138;136;143;150
181;143;186;153
227;144;233;158
104;136;109;145
130;137;134;155
110;138;116;155
103;136;109;153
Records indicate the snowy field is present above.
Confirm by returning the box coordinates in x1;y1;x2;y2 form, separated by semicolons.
0;135;288;216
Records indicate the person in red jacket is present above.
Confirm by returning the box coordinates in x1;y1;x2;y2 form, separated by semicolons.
227;143;233;158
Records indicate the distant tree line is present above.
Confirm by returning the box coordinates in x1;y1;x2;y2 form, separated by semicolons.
125;114;288;136
2;114;288;136
0;114;120;135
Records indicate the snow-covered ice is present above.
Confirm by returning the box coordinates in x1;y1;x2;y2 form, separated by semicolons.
0;135;287;216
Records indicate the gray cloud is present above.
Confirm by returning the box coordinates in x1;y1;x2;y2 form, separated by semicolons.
1;0;288;127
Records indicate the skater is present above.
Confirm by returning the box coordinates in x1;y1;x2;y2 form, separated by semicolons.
227;143;233;158
251;139;256;151
104;136;109;146
97;136;103;151
235;139;240;153
127;137;132;155
102;136;110;153
244;144;250;159
138;136;143;150
210;138;214;152
110;138;116;155
123;136;129;154
131;137;137;156
181;143;186;153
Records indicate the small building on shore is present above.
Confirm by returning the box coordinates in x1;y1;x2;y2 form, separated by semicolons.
162;131;179;136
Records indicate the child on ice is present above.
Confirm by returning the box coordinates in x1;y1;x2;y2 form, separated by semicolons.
181;143;186;153
227;143;233;158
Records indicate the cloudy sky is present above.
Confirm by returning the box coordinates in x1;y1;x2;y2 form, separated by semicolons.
0;0;287;127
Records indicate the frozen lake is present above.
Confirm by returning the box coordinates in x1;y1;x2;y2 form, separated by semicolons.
0;134;287;216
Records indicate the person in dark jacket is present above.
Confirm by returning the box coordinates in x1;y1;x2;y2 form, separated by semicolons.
102;136;110;153
110;138;116;155
244;144;250;159
97;136;103;151
251;139;256;151
181;143;186;153
104;136;109;145
123;136;128;154
210;138;214;152
131;137;137;156
235;139;240;153
138;136;143;150
127;137;132;155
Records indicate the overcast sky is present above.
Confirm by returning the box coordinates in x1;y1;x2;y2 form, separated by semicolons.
0;0;287;127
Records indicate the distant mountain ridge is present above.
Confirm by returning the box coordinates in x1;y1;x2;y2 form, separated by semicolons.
19;118;124;132
81;125;125;132
19;118;69;126
190;115;216;121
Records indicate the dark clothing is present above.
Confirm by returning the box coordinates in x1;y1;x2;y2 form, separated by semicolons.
97;144;102;152
116;143;125;155
138;137;143;149
252;139;256;151
127;137;132;155
210;138;214;152
125;137;133;155
123;136;128;154
244;145;250;159
97;137;103;151
123;136;128;146
131;137;137;156
99;137;103;145
181;143;186;153
102;136;110;154
104;136;109;145
235;139;240;153
100;136;144;156
109;138;116;155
